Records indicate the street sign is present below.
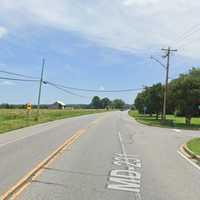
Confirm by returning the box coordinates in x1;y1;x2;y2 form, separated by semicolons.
26;103;32;111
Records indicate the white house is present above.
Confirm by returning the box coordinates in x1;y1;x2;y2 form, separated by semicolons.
49;101;65;109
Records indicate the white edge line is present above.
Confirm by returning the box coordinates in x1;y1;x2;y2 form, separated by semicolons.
177;150;200;171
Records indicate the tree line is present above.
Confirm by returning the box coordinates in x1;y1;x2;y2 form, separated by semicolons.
90;96;126;110
134;67;200;125
0;98;127;110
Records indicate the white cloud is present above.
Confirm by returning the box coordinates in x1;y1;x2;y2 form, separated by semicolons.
0;26;7;38
123;0;159;6
0;1;200;58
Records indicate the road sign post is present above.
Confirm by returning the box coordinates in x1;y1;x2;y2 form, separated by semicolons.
26;102;32;124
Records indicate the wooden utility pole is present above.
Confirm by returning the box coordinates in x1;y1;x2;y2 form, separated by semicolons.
36;58;45;120
161;47;177;120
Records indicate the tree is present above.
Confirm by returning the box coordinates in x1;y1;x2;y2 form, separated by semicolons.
169;68;200;125
112;99;125;109
101;97;111;109
134;91;147;114
146;83;163;119
130;104;136;110
134;83;163;118
90;96;102;109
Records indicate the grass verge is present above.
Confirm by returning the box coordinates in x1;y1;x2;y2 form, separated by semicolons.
187;138;200;156
0;109;107;134
128;110;200;130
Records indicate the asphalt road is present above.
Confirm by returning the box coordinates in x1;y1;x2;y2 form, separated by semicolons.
1;111;200;200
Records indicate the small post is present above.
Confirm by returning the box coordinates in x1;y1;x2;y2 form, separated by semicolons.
26;102;32;125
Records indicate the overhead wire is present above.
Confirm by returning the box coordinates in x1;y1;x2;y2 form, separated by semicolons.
0;76;39;82
46;81;143;93
0;70;39;79
46;82;91;98
172;24;200;49
174;24;200;44
0;69;143;97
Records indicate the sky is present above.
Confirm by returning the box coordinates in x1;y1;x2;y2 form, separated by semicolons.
0;0;200;104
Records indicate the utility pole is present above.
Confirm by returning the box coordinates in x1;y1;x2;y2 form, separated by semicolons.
161;47;177;120
37;58;45;120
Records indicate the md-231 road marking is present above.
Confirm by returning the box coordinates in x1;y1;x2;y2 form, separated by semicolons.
107;132;142;199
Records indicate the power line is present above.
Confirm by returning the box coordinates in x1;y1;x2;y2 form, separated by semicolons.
0;69;143;95
177;31;200;48
173;24;200;45
173;26;200;49
47;82;90;98
0;69;143;93
0;70;39;79
177;35;200;49
0;76;39;82
46;81;143;93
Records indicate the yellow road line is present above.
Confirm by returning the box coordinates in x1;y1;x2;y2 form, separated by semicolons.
0;114;106;200
0;128;86;200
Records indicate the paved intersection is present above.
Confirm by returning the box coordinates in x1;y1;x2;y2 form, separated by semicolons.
0;111;200;200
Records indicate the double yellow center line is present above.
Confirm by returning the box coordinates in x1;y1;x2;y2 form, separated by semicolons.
0;128;86;200
0;112;108;200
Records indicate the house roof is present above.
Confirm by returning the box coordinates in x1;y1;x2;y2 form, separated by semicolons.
54;101;65;106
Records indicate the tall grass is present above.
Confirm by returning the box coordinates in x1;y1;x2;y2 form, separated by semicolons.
0;109;106;134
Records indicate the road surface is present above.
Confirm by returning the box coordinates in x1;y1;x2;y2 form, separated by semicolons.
0;111;200;200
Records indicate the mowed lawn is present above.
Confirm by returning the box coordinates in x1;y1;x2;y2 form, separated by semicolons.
0;109;107;134
129;110;200;130
187;138;200;156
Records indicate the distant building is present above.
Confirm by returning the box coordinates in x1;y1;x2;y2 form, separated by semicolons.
49;101;65;109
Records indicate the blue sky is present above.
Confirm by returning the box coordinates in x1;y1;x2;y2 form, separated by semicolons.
0;0;199;104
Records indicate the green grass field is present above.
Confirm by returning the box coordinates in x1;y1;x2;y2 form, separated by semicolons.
129;110;200;130
0;109;107;134
187;138;200;156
